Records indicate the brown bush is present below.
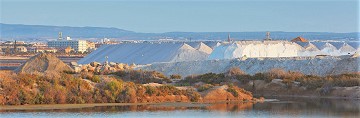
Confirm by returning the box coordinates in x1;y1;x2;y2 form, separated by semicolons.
227;67;246;77
112;70;171;84
265;68;287;81
186;89;201;102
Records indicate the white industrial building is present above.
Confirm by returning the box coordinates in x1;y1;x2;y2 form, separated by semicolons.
48;33;88;52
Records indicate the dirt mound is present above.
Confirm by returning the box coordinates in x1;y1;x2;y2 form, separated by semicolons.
15;53;73;74
201;85;253;102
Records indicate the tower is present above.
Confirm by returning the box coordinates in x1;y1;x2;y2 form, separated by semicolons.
58;32;63;40
264;32;271;41
228;33;231;42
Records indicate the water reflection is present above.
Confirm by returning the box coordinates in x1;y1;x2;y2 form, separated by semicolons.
253;97;360;117
0;98;359;117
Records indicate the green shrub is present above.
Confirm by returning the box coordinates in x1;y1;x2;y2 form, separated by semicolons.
157;85;178;95
227;87;239;97
253;73;267;81
145;86;157;96
178;73;227;85
63;70;76;74
197;84;213;92
112;70;171;84
106;80;124;94
170;74;182;79
88;75;101;83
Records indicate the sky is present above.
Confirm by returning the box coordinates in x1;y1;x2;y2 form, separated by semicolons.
0;0;359;33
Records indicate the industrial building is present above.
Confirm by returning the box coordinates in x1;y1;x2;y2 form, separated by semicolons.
47;32;88;53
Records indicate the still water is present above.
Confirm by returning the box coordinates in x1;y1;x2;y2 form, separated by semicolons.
1;97;359;118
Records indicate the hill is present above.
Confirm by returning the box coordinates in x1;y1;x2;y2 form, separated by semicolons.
0;23;134;39
0;23;359;41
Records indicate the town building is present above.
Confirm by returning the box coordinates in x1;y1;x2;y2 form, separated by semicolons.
87;41;96;51
48;35;88;53
0;45;28;53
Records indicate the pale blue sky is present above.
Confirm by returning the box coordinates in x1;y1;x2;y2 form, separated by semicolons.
0;0;359;33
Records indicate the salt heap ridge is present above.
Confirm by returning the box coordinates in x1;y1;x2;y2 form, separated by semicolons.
139;56;360;77
209;41;359;59
78;42;211;65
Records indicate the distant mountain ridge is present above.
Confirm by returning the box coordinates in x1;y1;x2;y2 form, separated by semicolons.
0;23;359;41
0;23;134;39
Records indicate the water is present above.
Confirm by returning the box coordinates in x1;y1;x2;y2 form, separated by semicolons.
1;97;359;118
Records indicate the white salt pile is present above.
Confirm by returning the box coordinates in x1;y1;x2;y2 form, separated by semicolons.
209;41;359;59
138;56;360;77
78;42;210;64
208;41;302;59
79;40;359;65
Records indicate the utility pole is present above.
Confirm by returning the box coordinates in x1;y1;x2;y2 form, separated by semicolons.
13;40;17;54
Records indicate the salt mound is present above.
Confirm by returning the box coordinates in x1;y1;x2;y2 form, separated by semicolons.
311;42;327;50
171;43;209;62
15;53;74;73
207;43;233;59
315;42;339;55
297;43;321;56
210;41;358;59
185;42;213;54
78;42;209;65
209;41;302;59
340;43;356;52
138;56;360;77
329;42;345;49
197;42;213;54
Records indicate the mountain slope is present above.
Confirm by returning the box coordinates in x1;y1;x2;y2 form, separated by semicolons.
0;23;135;38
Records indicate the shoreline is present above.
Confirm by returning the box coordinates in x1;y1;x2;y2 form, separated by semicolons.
254;94;360;100
0;103;157;110
0;101;255;111
2;96;359;111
